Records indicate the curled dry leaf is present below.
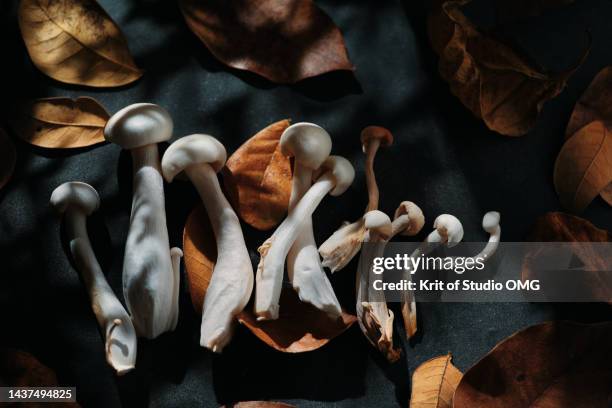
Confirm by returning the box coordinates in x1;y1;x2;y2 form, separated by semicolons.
223;120;293;231
453;321;612;407
18;0;142;87
238;288;357;353
183;204;217;312
557;66;612;210
221;402;296;408
12;97;109;149
428;0;586;136
178;0;354;84
409;354;462;408
523;212;611;303
0;128;16;190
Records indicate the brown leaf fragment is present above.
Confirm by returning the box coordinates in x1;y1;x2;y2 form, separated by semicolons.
221;402;296;408
410;354;462;408
18;0;142;87
183;204;217;313
522;212;611;304
178;0;354;83
428;0;586;136
0;349;57;387
238;288;357;353
453;321;612;408
0;128;16;190
223;120;293;231
554;121;612;212
12;97;109;149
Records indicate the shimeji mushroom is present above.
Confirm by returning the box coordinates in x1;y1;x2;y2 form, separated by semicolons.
391;201;425;338
473;211;501;260
161;134;253;352
280;123;341;316
255;156;355;320
356;210;401;363
319;126;393;272
104;103;181;339
51;182;137;375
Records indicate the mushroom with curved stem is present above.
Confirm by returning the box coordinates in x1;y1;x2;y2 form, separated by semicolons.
280;123;341;317
319;126;393;272
407;214;465;267
391;201;425;338
356;210;401;363
50;182;137;375
162;134;253;352
255;156;355;321
104;103;182;339
474;211;501;260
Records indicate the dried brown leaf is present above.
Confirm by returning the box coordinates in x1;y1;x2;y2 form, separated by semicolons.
223;120;293;231
18;0;142;87
428;0;585;136
238;288;357;353
0;128;16;190
183;204;217;313
564;66;612;207
0;349;57;387
178;0;354;84
522;212;611;304
221;402;296;408
410;354;462;408
453;321;612;407
12;97;109;149
554;121;612;212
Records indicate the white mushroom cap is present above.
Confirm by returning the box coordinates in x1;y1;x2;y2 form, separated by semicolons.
161;134;227;182
393;201;425;236
280;122;332;170
50;182;100;215
104;103;173;149
313;156;355;196
432;214;464;247
364;210;392;239
482;211;501;233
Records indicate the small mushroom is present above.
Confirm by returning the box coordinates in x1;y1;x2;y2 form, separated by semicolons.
255;156;355;320
475;211;501;260
280;123;341;317
51;182;137;375
429;214;464;246
391;201;425;338
319;126;393;272
356;210;400;363
104;103;181;339
162;134;253;352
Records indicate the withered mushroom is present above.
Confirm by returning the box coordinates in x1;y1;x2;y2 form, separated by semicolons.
162;134;253;352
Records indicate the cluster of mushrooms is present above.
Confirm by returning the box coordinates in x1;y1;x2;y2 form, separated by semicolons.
50;103;502;374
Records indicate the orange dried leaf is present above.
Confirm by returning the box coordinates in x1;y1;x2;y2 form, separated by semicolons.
428;0;585;136
18;0;142;87
238;288;356;353
13;97;109;149
453;321;612;407
410;354;462;408
223;120;293;231
183;204;217;313
178;0;354;84
0;128;16;190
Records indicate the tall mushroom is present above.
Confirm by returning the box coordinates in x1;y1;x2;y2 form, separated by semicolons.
356;210;401;362
319;126;393;272
255;156;355;320
391;201;425;338
104;103;181;339
280;123;341;316
51;182;137;375
161;134;253;352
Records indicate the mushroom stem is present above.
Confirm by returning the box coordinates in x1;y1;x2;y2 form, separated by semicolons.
364;138;381;212
286;162;341;317
255;174;336;320
63;209;137;375
391;215;417;338
123;144;179;339
186;164;253;352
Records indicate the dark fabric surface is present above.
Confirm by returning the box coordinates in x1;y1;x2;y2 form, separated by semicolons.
1;0;611;407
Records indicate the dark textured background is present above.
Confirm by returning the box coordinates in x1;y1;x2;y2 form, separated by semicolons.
1;0;611;407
